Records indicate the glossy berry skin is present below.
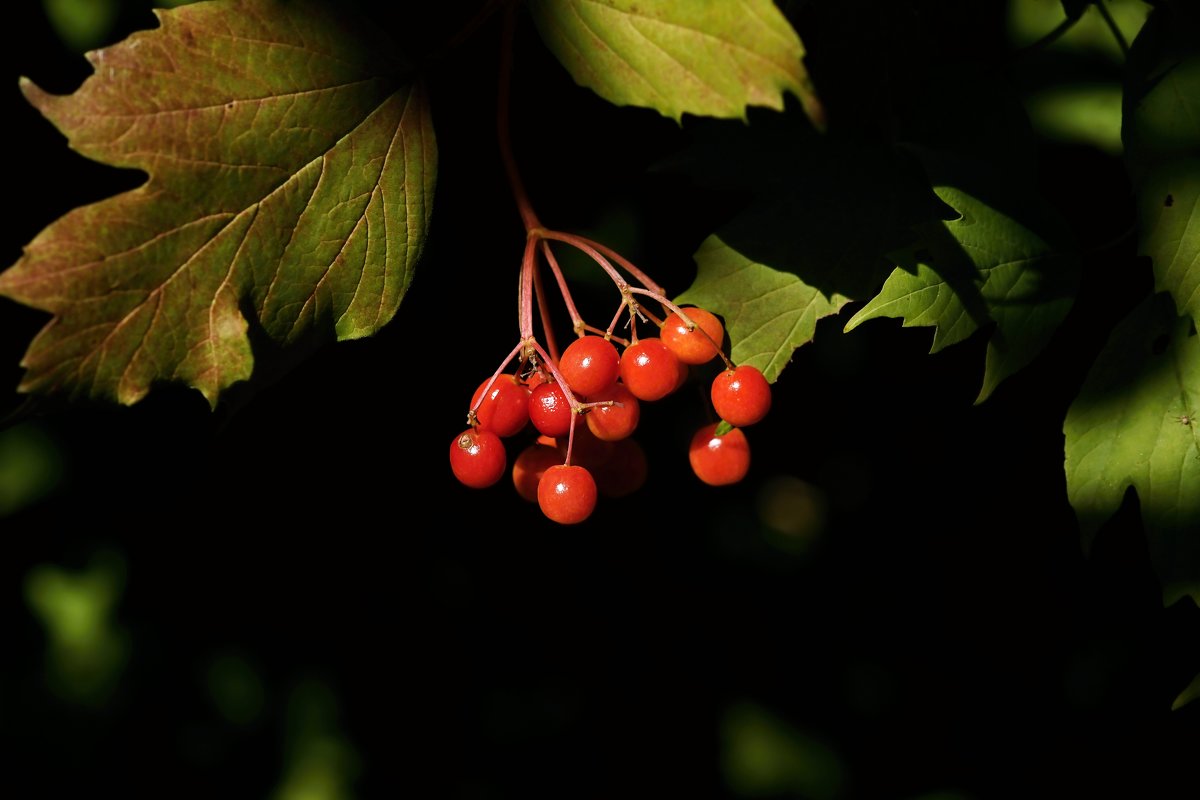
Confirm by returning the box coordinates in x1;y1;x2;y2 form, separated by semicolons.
559;336;620;397
470;374;531;437
449;429;507;489
512;442;563;503
538;464;598;524
689;423;750;486
529;381;573;437
620;338;682;401
662;307;725;365
585;382;640;441
711;365;772;427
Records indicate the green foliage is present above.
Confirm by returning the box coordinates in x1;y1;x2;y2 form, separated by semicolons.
846;176;1079;403
1064;295;1200;605
527;0;823;126
1123;5;1200;327
0;0;436;407
677;236;847;382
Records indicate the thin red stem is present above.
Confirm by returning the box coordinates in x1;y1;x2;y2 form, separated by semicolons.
568;234;666;295
541;241;586;336
532;256;561;364
499;4;540;232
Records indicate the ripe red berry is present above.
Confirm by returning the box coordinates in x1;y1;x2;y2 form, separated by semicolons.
688;423;750;486
593;438;648;498
662;307;725;365
558;336;620;397
470;374;531;437
529;381;573;437
537;464;598;524
449;428;507;489
711;365;772;427
620;338;682;401
585;382;640;441
512;442;563;503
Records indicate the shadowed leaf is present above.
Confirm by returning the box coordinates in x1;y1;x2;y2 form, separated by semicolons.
0;0;437;408
845;176;1078;403
528;0;823;126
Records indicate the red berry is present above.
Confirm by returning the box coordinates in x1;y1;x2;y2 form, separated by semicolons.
512;442;563;503
585;382;640;441
711;365;772;427
538;464;598;524
557;423;614;471
620;338;682;401
470;374;531;437
449;428;507;489
558;336;620;397
593;438;648;498
529;381;573;437
662;307;725;365
689;423;750;486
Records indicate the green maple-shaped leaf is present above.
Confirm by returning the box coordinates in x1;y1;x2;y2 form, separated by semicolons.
845;181;1078;402
0;0;436;408
527;0;823;127
1064;295;1200;606
1124;5;1200;328
675;236;849;383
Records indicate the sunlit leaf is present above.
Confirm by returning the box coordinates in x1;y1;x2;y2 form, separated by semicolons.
1064;295;1200;606
1124;6;1200;327
0;0;437;408
528;0;823;126
676;236;849;383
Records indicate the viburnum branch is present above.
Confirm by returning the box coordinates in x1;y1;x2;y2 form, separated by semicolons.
499;3;540;233
518;233;539;339
535;229;629;290
567;234;666;296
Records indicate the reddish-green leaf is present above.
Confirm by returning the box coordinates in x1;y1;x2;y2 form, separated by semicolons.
0;0;437;408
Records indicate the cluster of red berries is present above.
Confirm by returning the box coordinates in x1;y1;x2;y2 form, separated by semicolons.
449;304;772;524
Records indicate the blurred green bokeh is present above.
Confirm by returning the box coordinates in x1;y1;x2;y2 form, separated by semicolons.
0;423;62;517
1007;0;1151;62
721;701;844;799
25;553;128;705
756;475;828;556
1023;84;1123;153
43;0;119;51
1007;0;1151;154
275;680;360;800
43;0;201;52
208;653;266;727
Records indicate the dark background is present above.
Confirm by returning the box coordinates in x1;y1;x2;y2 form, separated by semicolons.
1;1;1197;798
